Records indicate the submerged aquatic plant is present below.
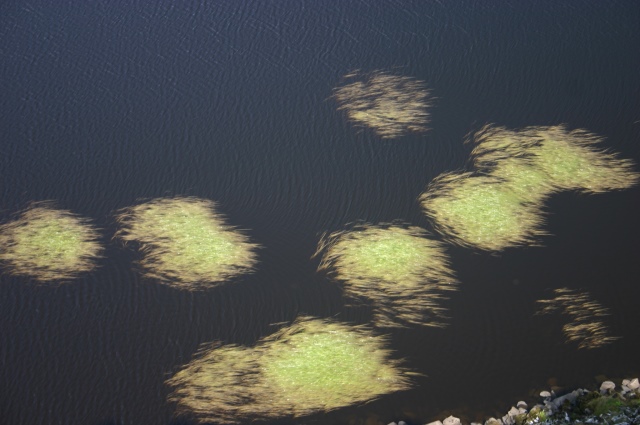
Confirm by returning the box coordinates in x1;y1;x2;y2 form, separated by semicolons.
167;316;412;423
332;70;433;139
419;172;548;251
315;223;457;328
115;197;259;290
536;288;619;349
471;124;639;193
0;202;103;282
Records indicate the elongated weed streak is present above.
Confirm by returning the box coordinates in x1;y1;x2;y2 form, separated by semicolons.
536;288;619;349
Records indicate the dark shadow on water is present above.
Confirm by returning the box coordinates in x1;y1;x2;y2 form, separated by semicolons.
96;417;197;425
168;419;197;425
168;416;301;425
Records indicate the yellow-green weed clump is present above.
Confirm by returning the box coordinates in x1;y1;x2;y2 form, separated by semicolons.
115;197;259;290
420;173;548;251
167;342;264;423
420;124;638;251
332;70;433;139
471;125;639;193
536;288;619;349
315;224;457;328
167;316;412;423
0;202;103;282
485;157;554;203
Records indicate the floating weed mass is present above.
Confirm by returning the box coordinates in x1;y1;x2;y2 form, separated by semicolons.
421;125;638;251
486;157;554;203
471;125;639;193
315;224;457;328
332;70;433;139
531;127;639;193
167;316;412;423
115;197;259;290
0;202;102;282
419;173;548;252
167;342;264;423
259;317;412;414
536;288;619;349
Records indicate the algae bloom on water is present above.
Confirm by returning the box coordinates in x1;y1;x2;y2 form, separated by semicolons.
167;316;413;423
421;124;639;252
115;197;259;290
470;124;639;194
0;202;103;282
419;172;548;252
332;70;433;139
315;223;457;328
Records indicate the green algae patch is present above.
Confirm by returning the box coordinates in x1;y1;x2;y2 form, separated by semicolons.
332;70;433;139
420;172;547;252
469;125;543;168
317;224;453;286
167;316;412;423
488;157;554;203
0;202;103;282
423;124;639;252
259;317;410;414
115;197;259;290
530;127;638;193
315;223;457;328
471;125;639;194
167;342;265;423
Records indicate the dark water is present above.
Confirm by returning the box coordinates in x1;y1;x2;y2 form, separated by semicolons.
1;1;639;424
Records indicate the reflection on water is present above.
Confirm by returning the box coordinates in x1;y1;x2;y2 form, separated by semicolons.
536;288;620;350
332;70;433;139
315;223;457;328
167;316;412;423
114;197;260;290
0;202;103;282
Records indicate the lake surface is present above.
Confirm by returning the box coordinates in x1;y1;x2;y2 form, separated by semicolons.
1;1;639;424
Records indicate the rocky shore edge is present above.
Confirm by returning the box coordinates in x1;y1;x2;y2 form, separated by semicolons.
387;378;640;425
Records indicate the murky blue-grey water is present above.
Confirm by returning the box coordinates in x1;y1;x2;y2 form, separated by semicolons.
1;1;639;424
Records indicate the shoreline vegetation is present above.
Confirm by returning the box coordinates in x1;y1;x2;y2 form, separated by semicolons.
385;377;640;425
